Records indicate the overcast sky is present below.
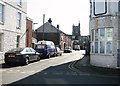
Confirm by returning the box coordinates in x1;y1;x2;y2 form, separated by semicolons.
27;0;90;35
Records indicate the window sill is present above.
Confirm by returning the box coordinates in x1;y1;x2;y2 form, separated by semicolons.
16;27;21;29
90;53;113;56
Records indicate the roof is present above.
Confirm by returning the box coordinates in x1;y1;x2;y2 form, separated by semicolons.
35;22;66;35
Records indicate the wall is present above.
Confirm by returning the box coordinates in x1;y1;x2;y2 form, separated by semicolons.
89;1;119;68
26;18;33;47
0;1;27;60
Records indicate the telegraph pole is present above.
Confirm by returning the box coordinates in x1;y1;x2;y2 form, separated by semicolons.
43;14;45;40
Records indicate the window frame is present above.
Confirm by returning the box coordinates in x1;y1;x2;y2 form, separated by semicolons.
16;35;20;48
17;12;21;29
93;0;107;16
0;3;4;24
0;33;3;52
91;28;113;55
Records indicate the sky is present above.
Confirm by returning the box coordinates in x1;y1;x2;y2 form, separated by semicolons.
27;0;90;36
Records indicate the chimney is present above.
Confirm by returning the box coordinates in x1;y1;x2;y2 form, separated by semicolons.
48;18;52;24
57;24;59;29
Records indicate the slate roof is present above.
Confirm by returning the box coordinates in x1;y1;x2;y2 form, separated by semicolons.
35;22;66;35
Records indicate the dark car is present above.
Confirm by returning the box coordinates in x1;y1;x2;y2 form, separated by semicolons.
35;40;56;58
55;47;62;56
4;47;40;65
64;46;72;53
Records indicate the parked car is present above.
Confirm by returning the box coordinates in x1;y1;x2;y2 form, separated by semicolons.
35;40;56;58
4;47;40;65
55;47;62;56
64;46;72;53
73;45;80;50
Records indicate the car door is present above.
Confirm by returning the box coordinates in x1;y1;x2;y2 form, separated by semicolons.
30;48;38;60
25;48;33;61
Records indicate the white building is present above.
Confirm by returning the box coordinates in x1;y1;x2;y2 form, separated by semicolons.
0;0;27;60
89;0;120;68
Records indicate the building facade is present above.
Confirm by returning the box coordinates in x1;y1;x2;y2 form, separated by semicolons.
26;17;33;47
89;0;120;68
0;0;27;59
72;23;81;50
72;23;81;40
35;20;72;51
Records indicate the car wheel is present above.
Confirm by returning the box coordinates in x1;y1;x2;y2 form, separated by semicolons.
25;58;29;65
53;53;56;57
48;54;50;59
5;61;10;65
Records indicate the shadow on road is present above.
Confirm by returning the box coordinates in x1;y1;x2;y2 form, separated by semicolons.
4;61;80;85
2;58;119;86
1;55;120;86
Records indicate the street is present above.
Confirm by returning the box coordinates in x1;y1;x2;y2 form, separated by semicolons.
0;50;119;85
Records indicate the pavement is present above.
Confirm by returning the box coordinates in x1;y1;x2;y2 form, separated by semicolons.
72;54;120;76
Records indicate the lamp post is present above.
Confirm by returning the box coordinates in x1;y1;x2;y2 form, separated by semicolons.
33;22;38;48
33;23;38;31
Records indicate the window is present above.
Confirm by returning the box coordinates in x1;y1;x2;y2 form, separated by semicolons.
16;35;20;48
106;29;112;41
100;28;105;53
106;29;112;53
17;12;21;28
91;28;112;54
26;49;32;52
119;1;120;12
93;0;107;16
17;0;22;6
106;41;112;53
95;29;98;53
0;3;4;23
100;41;105;53
95;42;98;53
95;29;98;41
100;28;105;40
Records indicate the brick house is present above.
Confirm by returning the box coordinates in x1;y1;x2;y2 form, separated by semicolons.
35;20;72;51
26;17;37;48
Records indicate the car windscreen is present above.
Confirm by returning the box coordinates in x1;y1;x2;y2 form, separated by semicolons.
65;47;70;49
7;48;24;53
37;44;46;49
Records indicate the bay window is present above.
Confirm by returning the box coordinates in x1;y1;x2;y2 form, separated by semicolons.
91;28;112;54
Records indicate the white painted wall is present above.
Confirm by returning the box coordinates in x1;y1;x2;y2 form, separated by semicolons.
0;1;27;60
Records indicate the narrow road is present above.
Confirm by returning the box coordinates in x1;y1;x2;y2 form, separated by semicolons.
0;50;119;85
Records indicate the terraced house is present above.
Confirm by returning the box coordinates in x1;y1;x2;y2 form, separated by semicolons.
0;0;27;59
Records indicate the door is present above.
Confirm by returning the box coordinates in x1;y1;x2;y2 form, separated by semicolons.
30;48;39;60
